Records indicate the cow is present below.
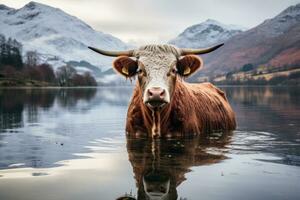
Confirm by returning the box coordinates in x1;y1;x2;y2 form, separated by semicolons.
88;44;236;138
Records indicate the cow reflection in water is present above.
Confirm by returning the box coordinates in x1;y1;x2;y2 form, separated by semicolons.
123;132;232;200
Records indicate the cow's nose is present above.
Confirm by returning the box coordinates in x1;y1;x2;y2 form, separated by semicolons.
146;87;167;108
148;87;166;100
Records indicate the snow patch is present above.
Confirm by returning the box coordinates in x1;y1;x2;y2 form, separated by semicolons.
169;19;246;48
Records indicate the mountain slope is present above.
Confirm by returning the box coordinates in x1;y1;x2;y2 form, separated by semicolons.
0;1;129;69
200;3;300;77
169;19;245;48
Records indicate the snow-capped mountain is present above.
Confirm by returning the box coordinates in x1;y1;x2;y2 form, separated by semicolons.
199;3;300;77
0;1;130;70
255;3;300;38
169;19;246;48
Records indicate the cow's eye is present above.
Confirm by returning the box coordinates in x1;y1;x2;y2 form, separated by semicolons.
137;68;146;76
171;67;178;74
167;67;177;77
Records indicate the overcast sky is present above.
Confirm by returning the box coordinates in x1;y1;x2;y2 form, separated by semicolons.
1;0;299;45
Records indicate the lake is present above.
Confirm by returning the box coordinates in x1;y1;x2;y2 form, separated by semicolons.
0;86;299;200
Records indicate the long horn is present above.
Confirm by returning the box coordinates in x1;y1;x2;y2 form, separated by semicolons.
181;43;224;55
88;46;134;57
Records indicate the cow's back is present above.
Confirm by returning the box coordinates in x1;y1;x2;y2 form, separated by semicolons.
171;81;236;134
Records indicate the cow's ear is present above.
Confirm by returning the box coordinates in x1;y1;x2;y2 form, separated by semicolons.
113;56;138;78
177;55;203;77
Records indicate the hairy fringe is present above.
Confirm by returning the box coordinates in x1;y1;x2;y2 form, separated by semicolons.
136;44;181;57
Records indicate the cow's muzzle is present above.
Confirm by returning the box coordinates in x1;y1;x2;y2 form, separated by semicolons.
144;87;168;109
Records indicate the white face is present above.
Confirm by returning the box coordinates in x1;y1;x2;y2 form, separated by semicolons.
136;51;178;109
110;44;203;110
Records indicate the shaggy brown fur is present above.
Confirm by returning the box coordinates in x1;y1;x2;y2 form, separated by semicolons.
126;80;236;137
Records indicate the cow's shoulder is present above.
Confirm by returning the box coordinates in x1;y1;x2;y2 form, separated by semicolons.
196;82;227;101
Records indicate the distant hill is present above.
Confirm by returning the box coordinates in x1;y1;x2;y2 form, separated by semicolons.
169;19;245;48
67;60;102;76
199;3;300;78
0;1;130;70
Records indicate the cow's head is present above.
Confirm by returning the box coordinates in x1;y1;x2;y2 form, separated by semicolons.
88;44;223;110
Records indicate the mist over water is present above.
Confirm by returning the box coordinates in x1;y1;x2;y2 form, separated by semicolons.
0;86;299;200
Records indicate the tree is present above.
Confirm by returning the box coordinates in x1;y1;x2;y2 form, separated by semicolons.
1;65;17;78
25;51;39;67
24;66;42;81
226;72;233;80
83;72;97;86
241;63;254;72
0;34;6;68
37;64;55;83
0;36;23;70
71;74;86;86
56;65;77;86
9;39;23;70
70;72;98;86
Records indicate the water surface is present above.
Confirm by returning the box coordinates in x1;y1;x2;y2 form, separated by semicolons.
0;86;299;200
